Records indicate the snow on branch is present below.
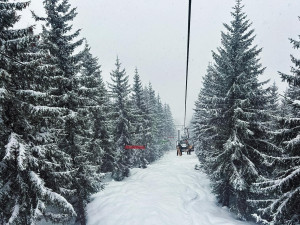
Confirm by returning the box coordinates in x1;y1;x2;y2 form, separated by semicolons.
255;166;300;193
230;159;246;191
249;145;299;164
252;213;271;225
292;99;300;107
241;153;259;176
0;87;7;99
269;186;300;222
29;171;76;216
17;90;48;97
4;133;27;171
7;202;20;224
284;134;300;149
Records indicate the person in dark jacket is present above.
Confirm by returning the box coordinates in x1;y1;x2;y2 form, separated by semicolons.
185;140;192;155
176;142;182;156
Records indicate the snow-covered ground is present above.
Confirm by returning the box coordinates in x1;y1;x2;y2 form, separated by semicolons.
87;150;252;225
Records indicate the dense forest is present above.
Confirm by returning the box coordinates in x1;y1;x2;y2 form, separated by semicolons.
0;1;175;224
192;0;300;224
1;0;300;225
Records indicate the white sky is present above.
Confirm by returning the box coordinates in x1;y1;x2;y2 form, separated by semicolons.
19;0;300;127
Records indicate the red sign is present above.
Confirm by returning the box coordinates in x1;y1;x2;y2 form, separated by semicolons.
124;145;146;150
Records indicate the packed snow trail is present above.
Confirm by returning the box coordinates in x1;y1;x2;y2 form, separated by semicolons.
87;151;252;225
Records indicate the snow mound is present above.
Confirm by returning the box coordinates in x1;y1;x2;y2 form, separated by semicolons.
87;151;253;225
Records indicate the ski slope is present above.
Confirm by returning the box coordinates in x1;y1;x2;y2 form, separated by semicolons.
87;150;252;225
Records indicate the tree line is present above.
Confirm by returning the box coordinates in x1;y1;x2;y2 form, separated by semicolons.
0;0;175;224
192;0;300;224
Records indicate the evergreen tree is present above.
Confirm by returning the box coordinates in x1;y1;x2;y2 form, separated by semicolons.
263;82;281;134
140;85;154;164
252;18;300;225
0;0;34;156
80;43;112;174
155;95;168;156
163;104;176;149
108;57;131;181
143;83;159;162
74;42;106;225
267;82;280;112
0;1;76;224
130;68;147;168
192;64;224;167
193;0;272;219
34;1;102;224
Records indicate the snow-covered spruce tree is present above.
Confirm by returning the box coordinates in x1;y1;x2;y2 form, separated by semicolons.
252;20;300;225
143;83;160;162
34;1;102;224
80;43;112;174
163;103;176;149
138;85;153;164
130;68;148;168
141;84;174;163
74;42;108;224
79;42;110;167
108;57;132;181
192;64;227;167
0;1;77;224
263;82;281;131
195;0;272;219
0;1;35;156
267;82;280;113
155;95;169;156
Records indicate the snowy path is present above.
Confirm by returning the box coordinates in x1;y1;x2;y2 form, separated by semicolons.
87;151;252;225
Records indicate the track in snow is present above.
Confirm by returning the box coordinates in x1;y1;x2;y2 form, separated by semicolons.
87;150;252;225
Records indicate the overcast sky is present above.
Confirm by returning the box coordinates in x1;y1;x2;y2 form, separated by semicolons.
19;0;300;128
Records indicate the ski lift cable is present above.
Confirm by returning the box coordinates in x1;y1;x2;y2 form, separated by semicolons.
184;0;192;129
